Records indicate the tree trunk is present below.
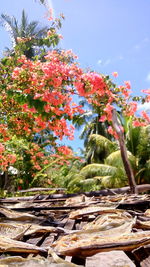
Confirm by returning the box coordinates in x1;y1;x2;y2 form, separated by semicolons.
112;109;138;194
4;171;8;190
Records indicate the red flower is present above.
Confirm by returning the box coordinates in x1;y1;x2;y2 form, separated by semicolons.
141;111;150;123
0;143;5;153
112;72;118;77
124;81;131;90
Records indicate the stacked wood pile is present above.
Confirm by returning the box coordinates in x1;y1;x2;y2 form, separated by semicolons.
0;189;150;266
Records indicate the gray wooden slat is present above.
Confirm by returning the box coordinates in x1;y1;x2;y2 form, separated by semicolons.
86;251;136;267
41;234;56;247
141;256;150;267
26;236;44;246
64;218;75;230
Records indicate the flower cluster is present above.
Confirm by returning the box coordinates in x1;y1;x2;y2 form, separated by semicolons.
0;143;16;170
1;46;150;178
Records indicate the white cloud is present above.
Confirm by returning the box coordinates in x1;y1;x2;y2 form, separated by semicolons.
134;44;140;51
97;58;111;66
146;72;150;82
134;37;150;52
97;59;102;65
104;59;111;65
97;54;124;66
118;55;124;60
143;37;149;43
137;102;150;112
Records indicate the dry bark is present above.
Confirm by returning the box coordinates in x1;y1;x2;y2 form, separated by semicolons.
112;109;137;194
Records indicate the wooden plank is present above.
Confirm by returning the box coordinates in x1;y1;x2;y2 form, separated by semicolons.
118;200;150;211
86;251;136;267
41;234;56;247
2;190;150;267
64;219;75;230
32;198;67;203
71;256;86;266
16;187;66;193
141;256;150;267
11;205;90;212
75;223;80;230
26;236;44;246
65;256;73;264
1;184;150;204
132;246;149;262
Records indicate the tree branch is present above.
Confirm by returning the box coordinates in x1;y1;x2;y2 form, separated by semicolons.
112;109;138;194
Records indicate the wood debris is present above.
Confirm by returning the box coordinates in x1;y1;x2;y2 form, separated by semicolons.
0;190;150;265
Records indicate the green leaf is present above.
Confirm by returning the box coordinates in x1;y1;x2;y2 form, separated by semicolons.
105;150;137;171
79;163;118;178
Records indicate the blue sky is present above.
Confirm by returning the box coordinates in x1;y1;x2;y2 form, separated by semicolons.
1;0;150;151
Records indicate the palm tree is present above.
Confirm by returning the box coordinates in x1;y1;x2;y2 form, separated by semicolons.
80;115;113;146
74;99;113;151
80;133;136;189
65;120;150;193
85;134;118;164
1;10;48;58
65;150;135;193
125;121;150;184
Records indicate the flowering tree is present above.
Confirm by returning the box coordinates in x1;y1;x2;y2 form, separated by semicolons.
0;12;150;191
0;48;83;187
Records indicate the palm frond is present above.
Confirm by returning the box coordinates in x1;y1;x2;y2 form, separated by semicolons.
66;174;85;191
85;134;117;163
88;134;115;150
13;17;19;36
78;163;127;189
35;0;49;9
32;26;48;38
79;163;118;179
1;9;49;58
126;119;142;156
80;121;96;146
95;174;127;188
78;178;101;191
19;10;47;38
140;159;150;183
73;110;93;130
38;0;47;4
105;150;137;171
26;21;38;36
20;10;28;37
80;115;114;146
136;124;150;163
1;13;17;46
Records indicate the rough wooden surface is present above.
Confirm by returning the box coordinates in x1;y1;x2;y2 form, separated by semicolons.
0;191;150;266
86;251;136;267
